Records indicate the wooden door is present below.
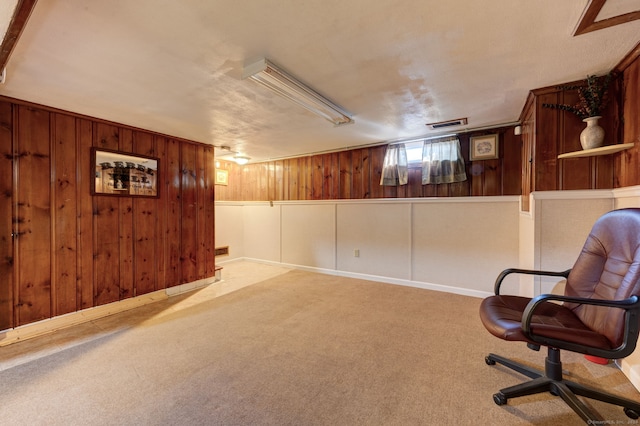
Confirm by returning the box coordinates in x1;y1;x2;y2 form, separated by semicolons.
1;103;74;329
0;102;13;330
14;105;52;325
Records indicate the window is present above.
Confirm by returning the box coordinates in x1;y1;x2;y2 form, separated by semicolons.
380;136;467;186
421;136;467;184
405;141;424;165
379;143;408;186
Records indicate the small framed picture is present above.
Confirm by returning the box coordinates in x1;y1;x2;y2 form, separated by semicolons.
91;148;159;197
470;134;499;161
215;169;229;185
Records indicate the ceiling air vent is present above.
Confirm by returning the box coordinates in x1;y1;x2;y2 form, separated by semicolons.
426;118;468;130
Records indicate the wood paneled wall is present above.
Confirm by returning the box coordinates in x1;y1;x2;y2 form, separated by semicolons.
0;98;216;330
616;43;640;187
519;83;617;195
518;42;640;206
215;128;522;201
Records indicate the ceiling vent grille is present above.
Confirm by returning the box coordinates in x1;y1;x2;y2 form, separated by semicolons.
426;118;468;130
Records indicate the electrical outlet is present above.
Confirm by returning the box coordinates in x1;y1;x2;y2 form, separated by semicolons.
354;249;360;257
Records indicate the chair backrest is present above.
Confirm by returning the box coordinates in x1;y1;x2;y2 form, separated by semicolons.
565;208;640;348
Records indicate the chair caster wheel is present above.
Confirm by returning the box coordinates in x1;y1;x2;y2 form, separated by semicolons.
624;407;639;420
493;392;507;406
485;356;496;365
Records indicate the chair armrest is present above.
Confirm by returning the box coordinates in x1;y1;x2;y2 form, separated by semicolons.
494;268;571;295
521;293;640;358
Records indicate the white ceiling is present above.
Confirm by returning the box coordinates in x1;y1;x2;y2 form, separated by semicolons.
0;1;19;44
1;0;639;163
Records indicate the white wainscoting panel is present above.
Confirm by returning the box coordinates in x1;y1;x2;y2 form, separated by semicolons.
243;203;281;262
412;200;520;293
336;202;412;280
281;203;336;269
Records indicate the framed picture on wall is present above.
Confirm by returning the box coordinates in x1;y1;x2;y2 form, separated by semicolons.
470;134;499;161
215;169;229;185
91;148;159;197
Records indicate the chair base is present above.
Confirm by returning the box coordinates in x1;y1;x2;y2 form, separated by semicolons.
486;348;640;423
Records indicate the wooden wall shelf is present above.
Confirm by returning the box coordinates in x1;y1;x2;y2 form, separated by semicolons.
558;143;634;159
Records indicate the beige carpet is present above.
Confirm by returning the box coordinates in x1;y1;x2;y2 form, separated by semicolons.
0;263;638;425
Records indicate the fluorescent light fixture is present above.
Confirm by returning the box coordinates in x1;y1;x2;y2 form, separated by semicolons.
243;58;353;126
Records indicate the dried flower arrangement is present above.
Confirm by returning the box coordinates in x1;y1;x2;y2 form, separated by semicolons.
542;73;613;120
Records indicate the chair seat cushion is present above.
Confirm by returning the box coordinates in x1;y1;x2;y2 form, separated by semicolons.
479;295;613;350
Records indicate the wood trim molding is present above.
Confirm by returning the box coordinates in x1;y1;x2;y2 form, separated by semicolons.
615;40;640;72
0;94;212;147
574;0;640;36
0;0;38;73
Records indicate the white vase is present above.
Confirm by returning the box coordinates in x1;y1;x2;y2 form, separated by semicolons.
580;116;605;150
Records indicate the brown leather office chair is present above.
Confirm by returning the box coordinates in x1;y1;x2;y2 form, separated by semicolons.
479;208;640;423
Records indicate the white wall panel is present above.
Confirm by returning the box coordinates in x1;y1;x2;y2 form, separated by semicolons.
518;210;536;297
336;202;411;279
538;199;613;272
535;194;613;294
614;186;640;209
281;204;336;269
243;204;281;262
214;204;244;260
412;201;519;293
